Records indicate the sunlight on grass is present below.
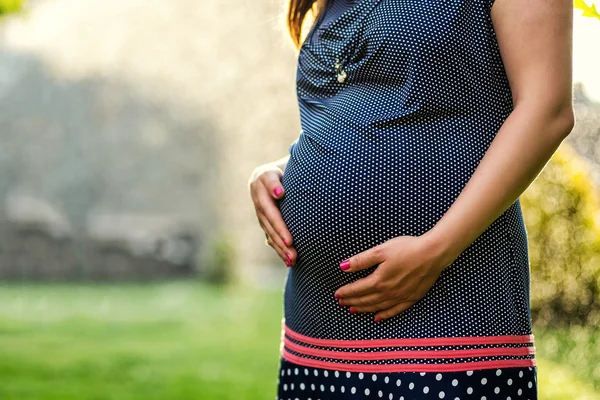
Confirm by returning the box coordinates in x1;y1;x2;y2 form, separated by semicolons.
0;281;597;399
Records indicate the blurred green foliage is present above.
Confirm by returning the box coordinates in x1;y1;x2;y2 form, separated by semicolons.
574;0;600;20
0;281;598;399
535;323;600;392
0;0;20;15
201;232;237;284
522;144;600;327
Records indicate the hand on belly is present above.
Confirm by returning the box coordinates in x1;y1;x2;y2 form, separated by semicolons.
333;234;451;323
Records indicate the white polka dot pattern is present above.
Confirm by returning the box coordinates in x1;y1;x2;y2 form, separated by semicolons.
277;359;538;399
276;0;535;380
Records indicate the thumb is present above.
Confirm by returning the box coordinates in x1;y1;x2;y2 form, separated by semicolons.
339;246;384;272
263;171;285;200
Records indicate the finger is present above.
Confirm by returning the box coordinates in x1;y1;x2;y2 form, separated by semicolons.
261;169;285;200
268;237;292;268
260;170;293;247
255;177;294;249
263;217;292;267
261;197;294;252
348;299;399;314
374;301;416;322
258;213;292;267
339;245;385;272
259;208;297;267
250;177;294;267
249;177;268;206
254;185;296;266
260;226;287;266
334;274;380;299
338;292;385;307
258;210;287;254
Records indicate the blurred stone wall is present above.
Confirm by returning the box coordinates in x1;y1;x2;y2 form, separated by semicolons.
0;0;597;283
0;0;301;281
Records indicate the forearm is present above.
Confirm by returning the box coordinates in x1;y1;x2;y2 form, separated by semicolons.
422;103;575;269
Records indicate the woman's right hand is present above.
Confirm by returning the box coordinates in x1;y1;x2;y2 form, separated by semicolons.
248;160;296;268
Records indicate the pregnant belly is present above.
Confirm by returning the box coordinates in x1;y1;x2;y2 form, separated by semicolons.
277;130;472;280
275;127;531;341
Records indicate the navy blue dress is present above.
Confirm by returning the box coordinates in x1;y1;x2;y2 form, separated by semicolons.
276;0;538;398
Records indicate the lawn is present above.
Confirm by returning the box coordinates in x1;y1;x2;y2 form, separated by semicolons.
0;281;597;399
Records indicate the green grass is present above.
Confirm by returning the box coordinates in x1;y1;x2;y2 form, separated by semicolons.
0;282;284;400
0;281;598;399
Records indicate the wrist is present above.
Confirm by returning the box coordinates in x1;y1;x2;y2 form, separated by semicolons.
272;155;290;174
420;227;462;271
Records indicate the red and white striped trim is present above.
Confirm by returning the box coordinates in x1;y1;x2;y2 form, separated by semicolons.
282;325;536;373
285;325;535;348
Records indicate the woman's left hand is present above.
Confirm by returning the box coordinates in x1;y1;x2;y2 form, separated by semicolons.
333;234;453;323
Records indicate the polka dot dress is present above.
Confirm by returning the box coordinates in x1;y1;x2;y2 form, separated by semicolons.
276;0;537;398
277;358;537;399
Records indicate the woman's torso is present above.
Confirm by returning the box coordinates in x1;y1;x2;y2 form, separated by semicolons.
277;0;535;372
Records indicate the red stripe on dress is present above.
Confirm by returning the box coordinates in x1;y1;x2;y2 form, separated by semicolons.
284;337;536;361
284;324;535;348
281;348;537;373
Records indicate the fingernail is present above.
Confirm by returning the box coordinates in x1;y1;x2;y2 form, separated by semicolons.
374;317;382;323
340;260;350;270
283;239;288;246
349;307;356;314
273;187;283;196
338;300;345;306
334;294;340;299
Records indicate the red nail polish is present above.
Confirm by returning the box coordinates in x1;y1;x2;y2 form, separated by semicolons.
340;260;350;270
273;187;283;196
338;300;345;306
375;317;382;323
334;294;340;299
349;307;356;314
283;239;288;246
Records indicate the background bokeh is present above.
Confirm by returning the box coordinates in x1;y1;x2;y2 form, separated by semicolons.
0;0;598;399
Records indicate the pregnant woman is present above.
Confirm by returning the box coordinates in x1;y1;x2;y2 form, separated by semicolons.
248;0;573;398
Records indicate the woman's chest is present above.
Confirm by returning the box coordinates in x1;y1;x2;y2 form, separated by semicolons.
298;0;485;90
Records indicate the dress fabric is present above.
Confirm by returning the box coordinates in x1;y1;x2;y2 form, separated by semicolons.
276;0;537;398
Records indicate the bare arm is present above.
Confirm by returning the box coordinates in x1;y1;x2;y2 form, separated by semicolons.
423;0;574;266
334;0;574;321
